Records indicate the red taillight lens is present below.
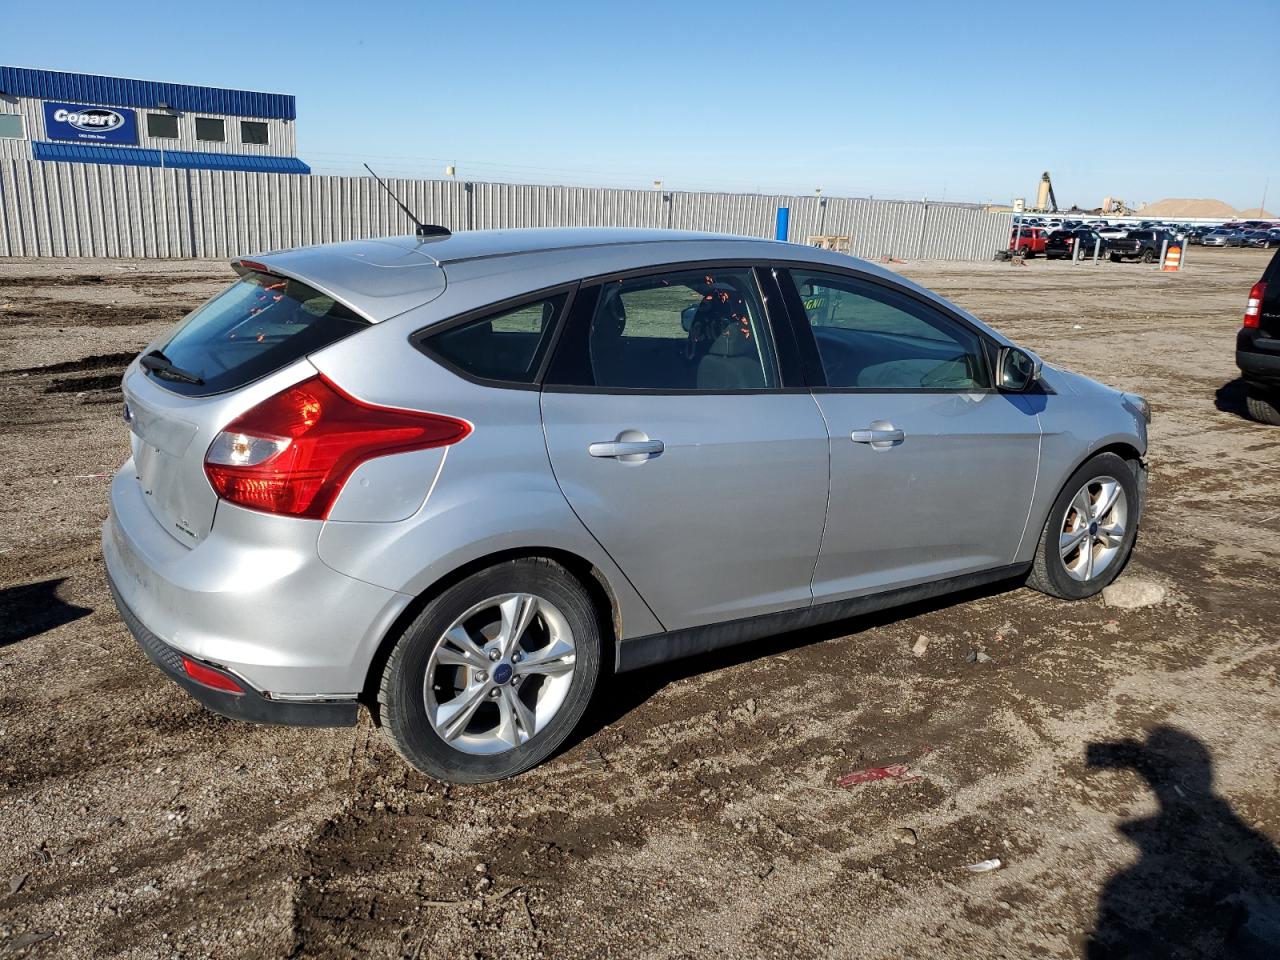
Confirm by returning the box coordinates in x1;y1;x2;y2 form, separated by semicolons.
181;656;246;695
1244;280;1267;329
204;375;471;519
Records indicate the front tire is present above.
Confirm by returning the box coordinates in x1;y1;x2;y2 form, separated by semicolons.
1246;386;1280;425
1026;453;1139;600
378;558;602;783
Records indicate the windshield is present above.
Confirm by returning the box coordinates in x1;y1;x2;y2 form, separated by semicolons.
150;271;368;396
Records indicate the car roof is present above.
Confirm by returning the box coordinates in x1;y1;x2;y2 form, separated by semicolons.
244;227;933;324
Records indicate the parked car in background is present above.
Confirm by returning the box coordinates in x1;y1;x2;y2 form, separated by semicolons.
1010;227;1048;257
1107;230;1169;263
103;226;1150;782
1203;229;1234;247
1098;225;1131;240
1187;226;1215;245
1236;246;1280;424
1045;229;1105;260
1241;229;1276;249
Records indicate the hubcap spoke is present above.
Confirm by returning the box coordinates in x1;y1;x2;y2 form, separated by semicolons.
1095;481;1121;521
519;637;576;677
499;594;539;658
1098;523;1125;546
433;646;474;669
443;625;487;663
1073;487;1094;523
499;687;537;745
1060;526;1089;559
436;686;488;741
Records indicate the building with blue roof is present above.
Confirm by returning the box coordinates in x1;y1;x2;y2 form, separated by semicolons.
0;66;309;174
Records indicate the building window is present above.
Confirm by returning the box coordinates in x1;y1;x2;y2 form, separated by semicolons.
147;113;179;139
195;117;225;142
240;120;269;145
0;114;25;140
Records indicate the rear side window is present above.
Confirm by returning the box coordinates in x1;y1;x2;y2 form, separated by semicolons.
150;272;367;396
545;267;778;391
419;294;568;385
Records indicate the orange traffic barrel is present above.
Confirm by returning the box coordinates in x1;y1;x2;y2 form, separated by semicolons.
1162;245;1183;272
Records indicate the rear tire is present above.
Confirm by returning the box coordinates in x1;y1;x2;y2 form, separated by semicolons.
1246;387;1280;425
1026;453;1139;600
378;558;602;783
1141;248;1155;263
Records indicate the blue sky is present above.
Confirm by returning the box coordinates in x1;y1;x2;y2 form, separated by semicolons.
6;1;1278;209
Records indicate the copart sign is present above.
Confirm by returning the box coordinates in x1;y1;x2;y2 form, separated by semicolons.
44;101;139;145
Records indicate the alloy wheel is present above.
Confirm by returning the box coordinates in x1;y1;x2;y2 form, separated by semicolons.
1059;476;1129;582
424;593;576;755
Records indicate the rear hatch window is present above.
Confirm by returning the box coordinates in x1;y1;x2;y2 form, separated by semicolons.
144;270;368;396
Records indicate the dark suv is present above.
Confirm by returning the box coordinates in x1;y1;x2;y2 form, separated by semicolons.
1236;247;1280;424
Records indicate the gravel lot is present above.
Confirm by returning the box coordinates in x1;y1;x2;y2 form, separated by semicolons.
1;247;1278;959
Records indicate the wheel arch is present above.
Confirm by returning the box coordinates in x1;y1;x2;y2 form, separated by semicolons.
1054;440;1145;507
360;546;622;714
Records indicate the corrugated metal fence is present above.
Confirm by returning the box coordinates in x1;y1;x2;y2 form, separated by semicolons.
0;159;1012;261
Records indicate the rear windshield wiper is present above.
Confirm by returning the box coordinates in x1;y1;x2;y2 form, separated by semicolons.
140;349;204;385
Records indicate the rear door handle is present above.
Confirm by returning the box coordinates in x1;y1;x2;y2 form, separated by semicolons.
588;440;665;462
851;422;905;449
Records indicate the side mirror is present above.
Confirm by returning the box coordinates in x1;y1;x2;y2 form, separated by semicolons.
997;346;1041;392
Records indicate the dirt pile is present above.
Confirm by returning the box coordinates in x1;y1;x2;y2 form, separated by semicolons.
1137;198;1275;219
1137;198;1240;218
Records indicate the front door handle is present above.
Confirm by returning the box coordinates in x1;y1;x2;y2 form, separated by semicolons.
588;439;665;462
851;421;905;449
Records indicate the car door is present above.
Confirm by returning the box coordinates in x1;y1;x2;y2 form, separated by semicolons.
780;267;1042;603
540;264;829;631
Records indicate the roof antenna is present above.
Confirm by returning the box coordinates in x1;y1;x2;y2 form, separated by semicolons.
363;164;451;238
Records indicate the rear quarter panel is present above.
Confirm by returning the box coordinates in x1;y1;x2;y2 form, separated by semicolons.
306;315;665;641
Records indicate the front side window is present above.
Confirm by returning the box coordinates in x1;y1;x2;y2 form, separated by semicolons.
147;113;179;139
0;114;25;139
549;267;777;391
240;120;269;145
790;271;990;390
195;117;225;142
421;295;567;384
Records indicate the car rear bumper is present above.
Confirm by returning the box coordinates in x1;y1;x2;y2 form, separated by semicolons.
107;572;358;726
102;458;413;710
1237;338;1280;386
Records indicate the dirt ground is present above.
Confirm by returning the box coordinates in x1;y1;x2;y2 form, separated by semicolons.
1;246;1278;960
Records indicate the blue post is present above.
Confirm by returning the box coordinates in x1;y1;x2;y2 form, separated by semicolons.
775;206;790;242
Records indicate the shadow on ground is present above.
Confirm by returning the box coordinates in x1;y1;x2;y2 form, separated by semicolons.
0;578;92;647
1214;377;1249;418
1085;726;1280;958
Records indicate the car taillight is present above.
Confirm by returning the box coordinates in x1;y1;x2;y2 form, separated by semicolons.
204;374;471;519
1244;280;1268;329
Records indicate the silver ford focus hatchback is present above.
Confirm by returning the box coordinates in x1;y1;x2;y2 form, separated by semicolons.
104;227;1150;782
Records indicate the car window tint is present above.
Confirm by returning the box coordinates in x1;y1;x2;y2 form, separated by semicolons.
423;295;566;384
153;272;368;396
790;271;990;390
569;268;777;391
